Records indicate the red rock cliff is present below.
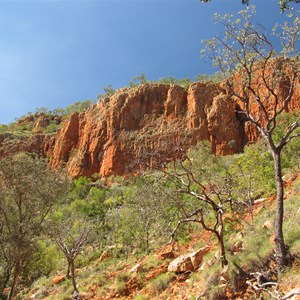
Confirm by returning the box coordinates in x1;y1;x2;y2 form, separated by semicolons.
1;79;298;178
42;82;245;177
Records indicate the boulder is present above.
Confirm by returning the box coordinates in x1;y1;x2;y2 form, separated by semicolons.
157;242;178;259
262;220;273;230
129;263;142;274
168;254;194;273
52;275;65;285
254;198;267;205
168;246;209;273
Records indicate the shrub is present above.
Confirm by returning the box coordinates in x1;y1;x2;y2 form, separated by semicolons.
149;272;175;294
133;294;148;300
115;281;128;296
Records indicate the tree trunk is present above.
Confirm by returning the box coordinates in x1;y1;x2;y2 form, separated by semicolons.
216;214;228;267
70;259;78;294
7;260;21;300
273;149;286;270
66;260;71;278
217;233;228;267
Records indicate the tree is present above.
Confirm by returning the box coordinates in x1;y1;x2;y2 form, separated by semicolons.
228;140;275;221
97;84;116;100
129;73;149;88
202;7;299;269
158;76;192;90
106;177;175;254
201;0;300;12
0;154;69;300
47;208;93;300
34;107;49;114
66;99;94;115
161;143;248;267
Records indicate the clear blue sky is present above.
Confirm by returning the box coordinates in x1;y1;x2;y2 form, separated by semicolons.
0;0;294;124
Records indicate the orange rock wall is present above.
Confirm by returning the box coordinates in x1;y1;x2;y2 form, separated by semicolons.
1;79;298;178
43;83;245;177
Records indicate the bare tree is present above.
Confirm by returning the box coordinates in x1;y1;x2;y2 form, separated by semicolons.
47;211;92;300
162;143;245;267
202;6;299;269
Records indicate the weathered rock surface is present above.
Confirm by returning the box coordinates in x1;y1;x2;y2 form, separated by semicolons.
46;82;244;177
0;77;299;178
52;275;65;285
167;246;209;273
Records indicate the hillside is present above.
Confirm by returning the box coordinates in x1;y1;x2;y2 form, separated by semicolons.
10;172;300;300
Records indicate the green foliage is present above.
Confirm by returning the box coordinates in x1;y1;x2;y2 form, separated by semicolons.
84;187;108;218
97;84;116;100
35;107;49;114
69;176;91;200
272;111;300;172
283;178;300;258
44;122;61;134
157;76;179;85
133;294;148;300
272;111;300;145
149;272;175;294
116;272;130;283
22;240;59;282
229;140;275;198
194;72;223;83
2;108;298;299
129;73;149;88
105;176;178;254
158;76;192;90
114;271;130;295
0;124;9;133
230;212;274;271
115;280;128;296
52;108;67;116
65;99;94;114
0;154;69;298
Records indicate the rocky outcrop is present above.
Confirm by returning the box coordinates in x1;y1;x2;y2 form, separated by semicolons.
167;246;210;273
0;77;298;178
42;82;245;177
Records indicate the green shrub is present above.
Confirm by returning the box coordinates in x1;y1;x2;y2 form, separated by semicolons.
0;124;9;133
149;272;175;294
206;285;227;300
44;122;61;134
143;255;163;272
116;272;130;283
95;273;107;286
133;294;148;300
115;281;128;296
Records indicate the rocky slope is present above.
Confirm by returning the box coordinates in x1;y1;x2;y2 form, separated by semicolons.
0;79;299;178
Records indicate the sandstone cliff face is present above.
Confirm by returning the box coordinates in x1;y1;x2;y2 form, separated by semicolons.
0;79;298;178
43;82;245;177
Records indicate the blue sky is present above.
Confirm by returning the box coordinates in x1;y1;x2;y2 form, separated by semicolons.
0;0;294;124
